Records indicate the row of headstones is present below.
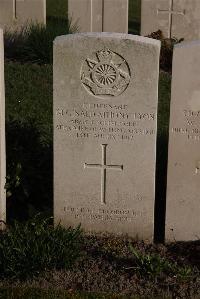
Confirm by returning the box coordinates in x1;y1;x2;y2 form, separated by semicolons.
69;0;200;41
1;0;200;42
0;0;46;29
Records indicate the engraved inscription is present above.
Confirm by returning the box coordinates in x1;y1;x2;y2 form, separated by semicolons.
81;49;131;98
56;103;156;142
84;144;123;204
64;205;147;223
172;109;200;142
171;109;200;175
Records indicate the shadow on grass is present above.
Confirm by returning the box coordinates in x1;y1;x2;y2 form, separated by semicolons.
6;120;53;223
154;132;169;243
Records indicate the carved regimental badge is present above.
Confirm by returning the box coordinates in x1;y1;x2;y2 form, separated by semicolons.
81;49;131;98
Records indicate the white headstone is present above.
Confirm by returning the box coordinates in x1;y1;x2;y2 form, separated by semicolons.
166;41;200;241
68;0;102;32
0;29;6;230
68;0;129;33
15;0;46;25
54;33;160;240
0;0;46;30
141;0;200;40
0;0;14;29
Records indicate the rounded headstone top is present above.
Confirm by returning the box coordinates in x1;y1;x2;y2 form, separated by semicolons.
54;32;161;48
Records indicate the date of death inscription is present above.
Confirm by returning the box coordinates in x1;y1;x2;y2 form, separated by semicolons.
55;103;156;142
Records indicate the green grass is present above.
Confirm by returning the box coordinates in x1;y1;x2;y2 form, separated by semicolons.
0;216;82;280
129;245;194;280
4;20;73;64
47;0;68;19
5;63;53;221
5;62;52;145
129;0;141;34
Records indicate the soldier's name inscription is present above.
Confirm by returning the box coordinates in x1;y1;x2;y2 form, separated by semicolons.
55;103;156;142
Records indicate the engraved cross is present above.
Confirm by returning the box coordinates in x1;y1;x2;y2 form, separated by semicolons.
157;0;185;38
84;144;123;205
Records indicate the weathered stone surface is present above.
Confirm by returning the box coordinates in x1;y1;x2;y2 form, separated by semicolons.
0;0;46;30
68;0;103;32
166;41;200;242
141;0;200;40
68;0;128;33
16;0;46;25
0;0;14;29
54;33;160;239
0;29;6;230
103;0;128;33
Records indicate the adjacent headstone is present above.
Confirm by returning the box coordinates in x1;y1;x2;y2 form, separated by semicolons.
68;0;103;32
103;0;128;33
15;0;46;25
0;0;46;30
166;41;200;241
141;0;200;40
54;33;160;239
68;0;128;33
0;0;14;29
0;29;6;230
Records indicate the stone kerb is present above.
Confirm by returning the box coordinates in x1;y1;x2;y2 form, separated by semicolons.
166;40;200;241
0;29;6;230
54;33;160;240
